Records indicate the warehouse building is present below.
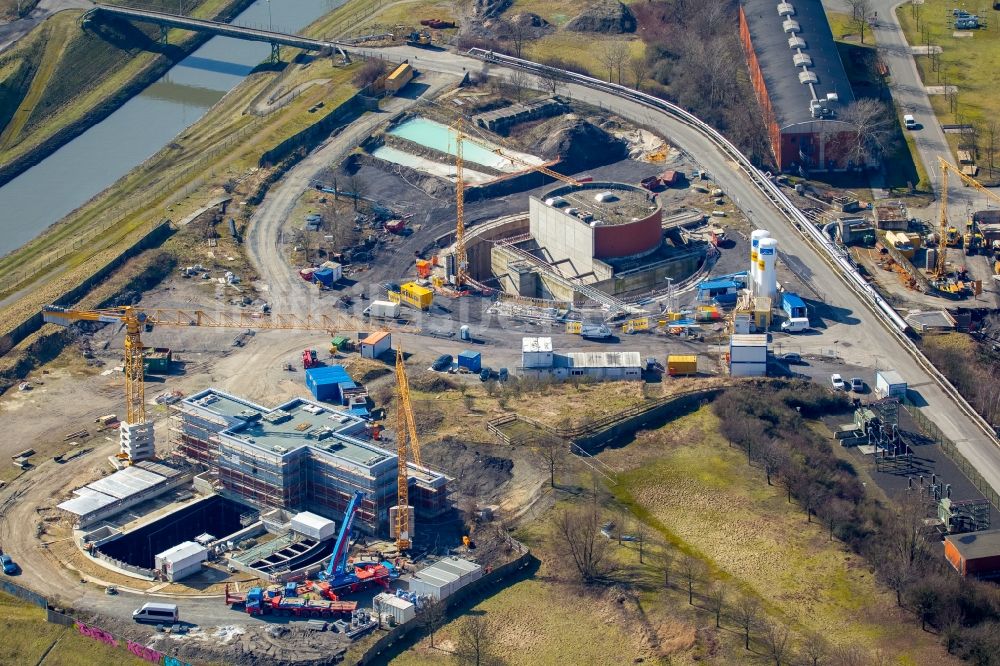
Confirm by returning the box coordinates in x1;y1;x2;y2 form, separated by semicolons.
405;557;483;601
518;337;643;381
944;530;1000;578
154;541;208;582
172;389;449;534
739;0;862;172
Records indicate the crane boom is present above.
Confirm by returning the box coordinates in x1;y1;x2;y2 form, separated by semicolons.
395;346;421;466
394;348;411;551
325;490;365;580
937;159;950;278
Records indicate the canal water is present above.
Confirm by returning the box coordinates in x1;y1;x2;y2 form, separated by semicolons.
0;0;342;257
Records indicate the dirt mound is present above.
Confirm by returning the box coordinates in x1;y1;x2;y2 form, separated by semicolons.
472;0;511;19
531;116;629;169
510;11;549;28
565;0;636;33
408;370;457;392
422;436;513;498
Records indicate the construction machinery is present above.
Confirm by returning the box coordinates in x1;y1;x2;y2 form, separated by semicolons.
41;305;411;462
405;29;431;47
302;349;319;369
392;344;421;550
936;157;1000;277
449;119;582;289
312;490;396;596
226;583;356;618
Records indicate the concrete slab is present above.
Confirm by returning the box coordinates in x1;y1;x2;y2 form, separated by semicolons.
926;85;958;95
911;45;942;55
953;31;975;38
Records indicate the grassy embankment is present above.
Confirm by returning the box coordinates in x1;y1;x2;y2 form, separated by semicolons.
896;0;1000;172
377;397;950;665
826;10;929;192
0;0;245;176
0;591;147;666
0;56;360;357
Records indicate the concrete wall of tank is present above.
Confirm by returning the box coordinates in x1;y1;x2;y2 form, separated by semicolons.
529;197;598;277
593;209;662;259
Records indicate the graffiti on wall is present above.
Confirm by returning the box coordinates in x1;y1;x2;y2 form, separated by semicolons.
74;622;191;666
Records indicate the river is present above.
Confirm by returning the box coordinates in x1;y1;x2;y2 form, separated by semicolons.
0;0;343;257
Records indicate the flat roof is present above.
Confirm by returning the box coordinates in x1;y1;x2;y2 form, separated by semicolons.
731;334;769;347
699;278;742;291
741;0;855;129
88;466;166;499
782;293;806;309
57;487;117;516
156;540;206;562
945;530;1000;560
182;388;267;421
387;62;411;80
306;365;354;385
555;351;643;369
541;182;660;227
362;331;390;345
523;337;553;353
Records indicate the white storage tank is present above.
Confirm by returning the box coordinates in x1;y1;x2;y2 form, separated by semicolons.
750;229;770;286
757;237;778;299
290;511;336;541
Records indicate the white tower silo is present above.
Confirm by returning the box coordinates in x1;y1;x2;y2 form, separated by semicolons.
757;236;778;300
749;229;770;291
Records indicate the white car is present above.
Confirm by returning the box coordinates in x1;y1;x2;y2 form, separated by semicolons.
831;373;845;390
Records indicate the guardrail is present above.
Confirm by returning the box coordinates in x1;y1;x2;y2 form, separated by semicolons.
465;48;1000;454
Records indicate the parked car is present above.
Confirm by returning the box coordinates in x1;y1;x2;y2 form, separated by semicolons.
497;368;509;382
904;114;917;130
831;373;845;390
479;367;492;382
1;554;18;575
431;354;453;372
850;377;865;392
780;353;803;364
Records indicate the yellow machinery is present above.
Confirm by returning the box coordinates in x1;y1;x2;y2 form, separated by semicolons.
42;305;411;460
937;157;1000;276
451;120;582;288
393;344;421;550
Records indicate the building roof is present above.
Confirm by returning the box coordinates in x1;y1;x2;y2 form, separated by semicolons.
182;388;267;423
555;351;643;369
876;369;905;385
698;278;742;291
522;337;553;353
362;331;390;345
539;182;660;227
306;365;354;386
731;334;769;347
290;511;335;533
904;310;956;332
86;466;166;500
387;63;411;80
741;0;855;129
156;540;207;563
375;593;415;610
782;292;806;309
945;530;1000;560
57;487;117;516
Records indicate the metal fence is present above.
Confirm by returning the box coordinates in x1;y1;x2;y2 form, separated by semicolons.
903;398;1000;510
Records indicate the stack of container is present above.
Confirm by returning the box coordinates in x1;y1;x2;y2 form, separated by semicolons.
305;365;357;404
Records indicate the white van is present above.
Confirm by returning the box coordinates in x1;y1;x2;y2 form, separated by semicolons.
780;317;811;333
133;603;178;624
903;114;917;130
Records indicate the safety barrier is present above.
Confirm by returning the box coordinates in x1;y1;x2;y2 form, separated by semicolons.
465;49;1000;454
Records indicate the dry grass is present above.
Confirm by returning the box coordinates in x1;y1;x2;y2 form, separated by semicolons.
525;33;643;80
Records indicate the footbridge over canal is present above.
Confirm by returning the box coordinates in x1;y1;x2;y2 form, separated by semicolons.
85;3;350;61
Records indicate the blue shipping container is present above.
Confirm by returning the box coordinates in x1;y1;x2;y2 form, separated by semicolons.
458;351;482;372
313;268;334;286
305;365;353;402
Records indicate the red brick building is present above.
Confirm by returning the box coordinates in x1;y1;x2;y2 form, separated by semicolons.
739;0;864;173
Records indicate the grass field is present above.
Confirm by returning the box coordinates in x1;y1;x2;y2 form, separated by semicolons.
380;400;949;664
0;591;147;666
307;0;461;40
525;33;643;80
896;0;1000;129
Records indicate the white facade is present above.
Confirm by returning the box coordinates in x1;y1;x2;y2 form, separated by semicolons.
290;511;336;541
875;370;907;398
361;332;392;359
730;334;768;377
120;420;155;461
407;557;483;601
373;593;416;624
154;541;208;581
522;337;554;368
756;237;778;300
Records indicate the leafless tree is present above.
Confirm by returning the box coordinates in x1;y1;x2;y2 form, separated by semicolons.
539;68;562;96
353;57;387;89
987;120;998;178
879;551;915;607
455;615;500;666
635;522;648;563
347;174;366;211
534;436;566;488
679;554;705;605
553;506;617;583
760;620;790;666
660;548;675;589
758;439;785;486
503;19;529;58
847;0;873;43
420;597;447;648
599;41;631;84
505;69;529;103
818;497;852;541
373;596;386;629
629;55;650;91
800;631;830;666
707;580;727;628
734;592;761;650
840;99;895;167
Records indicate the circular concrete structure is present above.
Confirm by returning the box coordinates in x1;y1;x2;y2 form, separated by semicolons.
539;182;662;260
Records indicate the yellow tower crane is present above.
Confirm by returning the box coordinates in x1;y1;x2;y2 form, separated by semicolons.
450;120;582;288
392;344;421;551
42;305;411;460
936;157;1000;278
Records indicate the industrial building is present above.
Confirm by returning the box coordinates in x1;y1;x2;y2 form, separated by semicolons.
944;530;1000;578
154;541;208;581
404;557;483;601
172;389;448;534
361;332;392;359
57;460;192;527
729;334;769;377
518;337;643;381
490;182;707;301
738;0;861;172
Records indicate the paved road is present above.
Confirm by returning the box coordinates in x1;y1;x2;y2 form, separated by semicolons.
357;45;1000;492
0;0;92;53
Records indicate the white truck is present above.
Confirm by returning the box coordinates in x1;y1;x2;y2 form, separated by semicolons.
875;369;907;399
780;317;811;333
364;300;400;319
